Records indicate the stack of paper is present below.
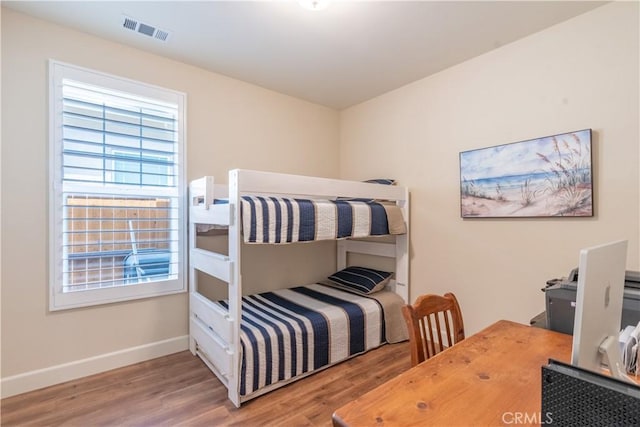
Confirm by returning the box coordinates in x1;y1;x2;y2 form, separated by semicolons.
620;322;640;376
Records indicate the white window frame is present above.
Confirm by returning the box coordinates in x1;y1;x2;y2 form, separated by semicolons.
49;60;187;310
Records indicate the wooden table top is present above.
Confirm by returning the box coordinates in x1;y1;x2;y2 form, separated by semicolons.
332;320;573;427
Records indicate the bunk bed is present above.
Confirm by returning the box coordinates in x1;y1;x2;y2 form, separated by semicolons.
188;169;410;407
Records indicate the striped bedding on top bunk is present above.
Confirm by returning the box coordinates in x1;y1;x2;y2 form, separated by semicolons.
215;283;386;398
241;196;405;243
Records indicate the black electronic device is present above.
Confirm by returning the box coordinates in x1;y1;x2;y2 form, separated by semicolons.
541;359;640;426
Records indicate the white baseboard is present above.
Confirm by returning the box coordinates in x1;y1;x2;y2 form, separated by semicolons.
1;335;189;399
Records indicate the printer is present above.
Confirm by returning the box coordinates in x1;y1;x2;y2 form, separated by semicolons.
544;269;640;335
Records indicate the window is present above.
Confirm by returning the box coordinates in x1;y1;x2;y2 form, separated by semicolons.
112;151;171;186
49;61;186;310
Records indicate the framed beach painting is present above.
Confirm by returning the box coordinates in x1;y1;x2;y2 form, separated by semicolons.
459;129;593;218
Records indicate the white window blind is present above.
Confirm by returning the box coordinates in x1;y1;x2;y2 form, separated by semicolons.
50;61;186;310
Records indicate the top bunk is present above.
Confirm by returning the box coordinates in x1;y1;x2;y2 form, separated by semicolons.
189;169;409;244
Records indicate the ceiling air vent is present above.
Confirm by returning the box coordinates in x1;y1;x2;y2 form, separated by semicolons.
155;30;169;42
121;15;170;42
123;17;137;31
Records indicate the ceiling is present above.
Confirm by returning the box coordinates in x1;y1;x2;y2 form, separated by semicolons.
4;1;606;109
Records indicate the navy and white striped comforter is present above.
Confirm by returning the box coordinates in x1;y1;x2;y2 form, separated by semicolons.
241;196;397;243
216;283;386;397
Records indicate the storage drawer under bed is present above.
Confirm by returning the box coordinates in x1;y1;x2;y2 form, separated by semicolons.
190;317;233;379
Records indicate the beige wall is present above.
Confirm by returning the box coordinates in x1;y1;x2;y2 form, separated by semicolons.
1;8;339;377
2;1;638;385
340;2;639;335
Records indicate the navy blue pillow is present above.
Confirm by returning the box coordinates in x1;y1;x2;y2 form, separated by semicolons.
364;179;396;185
337;179;396;202
326;266;392;295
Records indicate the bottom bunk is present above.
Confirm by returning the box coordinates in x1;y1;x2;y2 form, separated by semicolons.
192;281;408;404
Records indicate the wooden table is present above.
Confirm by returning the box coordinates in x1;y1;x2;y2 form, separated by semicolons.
332;320;573;426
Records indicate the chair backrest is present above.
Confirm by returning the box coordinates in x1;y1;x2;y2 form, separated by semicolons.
402;292;465;366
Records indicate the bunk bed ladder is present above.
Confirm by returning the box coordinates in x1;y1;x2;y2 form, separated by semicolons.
188;173;241;407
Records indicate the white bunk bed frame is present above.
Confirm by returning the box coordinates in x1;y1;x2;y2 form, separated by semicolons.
188;169;409;407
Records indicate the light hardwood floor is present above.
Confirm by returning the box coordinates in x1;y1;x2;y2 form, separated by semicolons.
1;342;410;426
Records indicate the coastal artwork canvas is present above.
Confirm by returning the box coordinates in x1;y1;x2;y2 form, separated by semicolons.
460;129;593;218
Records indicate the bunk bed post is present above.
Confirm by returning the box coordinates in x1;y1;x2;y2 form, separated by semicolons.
395;189;410;303
227;169;242;407
336;240;348;271
188;188;198;355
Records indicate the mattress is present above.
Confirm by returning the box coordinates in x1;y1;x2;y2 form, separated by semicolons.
214;283;406;398
242;196;406;243
196;196;406;242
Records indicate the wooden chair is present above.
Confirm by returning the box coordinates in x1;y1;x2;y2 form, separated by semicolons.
402;292;465;366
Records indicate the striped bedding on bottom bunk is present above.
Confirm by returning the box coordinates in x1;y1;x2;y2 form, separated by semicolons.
216;283;386;397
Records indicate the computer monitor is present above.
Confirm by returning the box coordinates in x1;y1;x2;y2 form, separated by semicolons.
571;239;633;382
